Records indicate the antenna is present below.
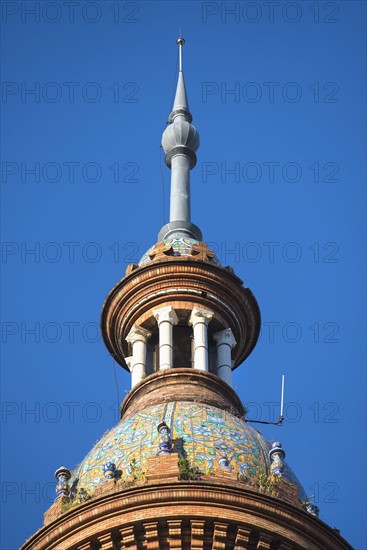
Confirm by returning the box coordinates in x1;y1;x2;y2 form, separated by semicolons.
280;373;285;419
246;374;285;426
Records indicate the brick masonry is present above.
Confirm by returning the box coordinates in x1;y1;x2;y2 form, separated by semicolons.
101;259;260;370
120;369;245;421
23;453;353;550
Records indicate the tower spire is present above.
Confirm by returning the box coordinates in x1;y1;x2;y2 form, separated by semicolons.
178;36;184;72
158;38;202;242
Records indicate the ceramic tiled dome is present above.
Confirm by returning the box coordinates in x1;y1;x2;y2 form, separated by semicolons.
70;401;307;501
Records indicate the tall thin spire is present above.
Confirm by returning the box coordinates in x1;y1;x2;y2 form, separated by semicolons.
178;36;184;71
158;38;202;242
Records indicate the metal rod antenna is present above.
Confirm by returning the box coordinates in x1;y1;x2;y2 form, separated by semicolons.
246;374;285;426
177;37;185;72
280;374;285;418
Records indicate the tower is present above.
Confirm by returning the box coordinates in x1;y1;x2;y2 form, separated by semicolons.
21;39;352;550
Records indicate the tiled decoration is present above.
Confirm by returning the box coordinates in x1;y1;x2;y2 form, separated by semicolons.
139;238;221;266
70;402;306;501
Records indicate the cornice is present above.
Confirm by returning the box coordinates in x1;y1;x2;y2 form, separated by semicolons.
101;259;260;370
21;479;352;550
120;368;245;419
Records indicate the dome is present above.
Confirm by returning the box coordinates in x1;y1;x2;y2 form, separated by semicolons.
138;238;221;267
70;401;307;501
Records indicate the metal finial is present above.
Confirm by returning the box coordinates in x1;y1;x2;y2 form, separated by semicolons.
158;36;202;242
177;37;185;72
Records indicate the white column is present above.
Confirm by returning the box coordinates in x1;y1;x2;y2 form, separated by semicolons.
213;329;237;387
189;307;214;371
124;357;135;389
153;306;178;370
126;326;152;388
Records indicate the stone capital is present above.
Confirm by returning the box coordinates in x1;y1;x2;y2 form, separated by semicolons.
213;328;237;348
189;307;214;326
153;305;179;326
126;325;152;345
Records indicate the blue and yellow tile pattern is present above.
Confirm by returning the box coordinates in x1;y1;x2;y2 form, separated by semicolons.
70;402;306;500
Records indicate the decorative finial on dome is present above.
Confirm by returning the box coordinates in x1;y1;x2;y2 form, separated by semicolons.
158;38;202;242
269;442;286;477
54;466;71;501
305;502;320;517
103;461;116;480
156;421;173;455
218;455;232;470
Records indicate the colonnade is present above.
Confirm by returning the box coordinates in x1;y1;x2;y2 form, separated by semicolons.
125;307;236;388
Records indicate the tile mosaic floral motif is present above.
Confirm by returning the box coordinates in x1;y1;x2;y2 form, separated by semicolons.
139;238;221;266
70;402;306;500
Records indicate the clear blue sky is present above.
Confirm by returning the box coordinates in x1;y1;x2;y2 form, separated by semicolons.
1;1;366;549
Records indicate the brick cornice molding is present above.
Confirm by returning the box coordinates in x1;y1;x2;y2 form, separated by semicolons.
22;481;352;550
120;368;245;419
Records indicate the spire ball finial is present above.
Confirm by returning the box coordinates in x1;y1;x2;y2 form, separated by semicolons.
177;37;185;46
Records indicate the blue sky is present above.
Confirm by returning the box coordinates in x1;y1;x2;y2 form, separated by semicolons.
1;1;366;549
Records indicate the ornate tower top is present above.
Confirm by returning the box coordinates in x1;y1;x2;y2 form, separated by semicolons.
101;38;260;387
159;37;201;241
21;39;353;550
